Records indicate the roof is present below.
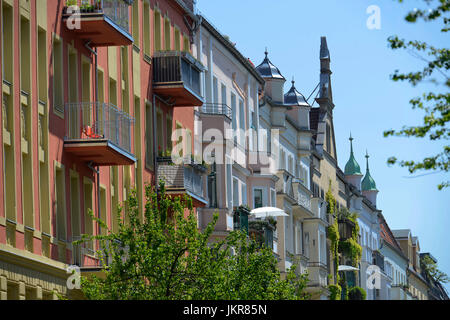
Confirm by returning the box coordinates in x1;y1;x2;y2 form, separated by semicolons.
361;151;377;191
284;80;310;108
255;50;285;80
200;16;265;85
344;134;362;176
379;213;407;260
392;229;411;239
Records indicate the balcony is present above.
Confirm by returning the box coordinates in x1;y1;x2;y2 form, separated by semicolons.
338;218;356;241
307;262;329;288
233;206;250;234
64;102;136;166
153;51;204;107
62;0;133;47
157;157;207;207
200;103;232;119
372;250;385;272
293;181;314;219
275;170;296;203
249;218;276;250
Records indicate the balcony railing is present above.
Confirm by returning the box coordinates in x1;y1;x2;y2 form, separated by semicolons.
372;250;385;272
249;219;275;250
200;103;232;119
338;218;356;241
153;51;204;107
64;102;136;166
157;157;207;206
62;0;133;47
275;170;295;200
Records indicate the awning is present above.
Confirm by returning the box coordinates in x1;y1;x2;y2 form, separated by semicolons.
250;207;288;218
338;265;360;272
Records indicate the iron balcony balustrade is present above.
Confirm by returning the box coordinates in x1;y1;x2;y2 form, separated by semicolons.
64;102;136;166
153;51;205;107
372;250;385;272
157;157;208;207
292;180;314;219
338;217;356;241
200;103;232;119
275;169;296;205
248;218;275;250
62;0;134;47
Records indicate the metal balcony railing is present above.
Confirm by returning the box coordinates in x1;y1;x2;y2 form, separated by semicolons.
153;51;203;98
201;103;232;119
74;0;132;34
157;158;206;201
64;102;134;154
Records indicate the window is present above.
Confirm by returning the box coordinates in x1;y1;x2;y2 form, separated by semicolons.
132;0;139;46
239;99;245;146
254;189;263;209
20;16;31;93
233;178;239;207
304;232;310;258
55;166;66;241
221;83;227;106
270;189;276;207
2;2;13;82
183;34;190;52
164;18;171;50
174;27;181;51
143;1;150;56
241;183;247;206
53;36;64;114
226;156;233;209
154;11;161;51
231;93;237;135
326;123;331;154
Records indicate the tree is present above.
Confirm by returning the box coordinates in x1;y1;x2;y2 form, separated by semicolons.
77;182;310;300
421;254;450;284
384;0;449;190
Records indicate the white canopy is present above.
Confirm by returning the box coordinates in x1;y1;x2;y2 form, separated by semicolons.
338;265;360;272
250;207;288;218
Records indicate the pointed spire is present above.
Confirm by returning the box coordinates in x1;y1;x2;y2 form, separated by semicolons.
344;133;362;176
365;150;370;172
362;150;377;191
320;36;330;60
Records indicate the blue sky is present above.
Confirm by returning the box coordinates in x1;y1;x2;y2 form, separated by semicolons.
196;0;450;291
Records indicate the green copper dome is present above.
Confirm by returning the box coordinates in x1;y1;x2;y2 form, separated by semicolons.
362;151;378;191
344;134;362;176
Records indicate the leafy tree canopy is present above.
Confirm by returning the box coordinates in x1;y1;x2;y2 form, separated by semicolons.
77;182;310;300
384;0;449;190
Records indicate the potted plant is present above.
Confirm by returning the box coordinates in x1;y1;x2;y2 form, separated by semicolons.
94;0;102;12
64;0;78;14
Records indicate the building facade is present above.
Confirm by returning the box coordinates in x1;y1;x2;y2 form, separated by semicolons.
0;0;205;299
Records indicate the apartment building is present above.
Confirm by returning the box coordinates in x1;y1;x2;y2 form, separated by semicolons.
379;213;411;300
191;16;271;243
0;0;205;299
393;230;429;300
